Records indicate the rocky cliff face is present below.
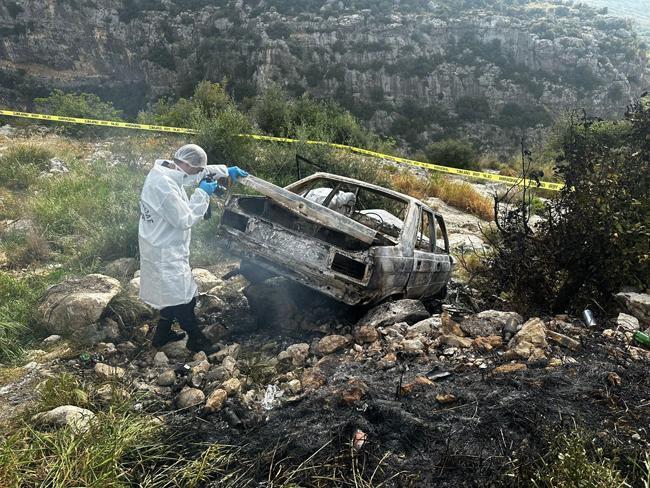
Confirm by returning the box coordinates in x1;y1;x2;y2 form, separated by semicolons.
0;0;647;151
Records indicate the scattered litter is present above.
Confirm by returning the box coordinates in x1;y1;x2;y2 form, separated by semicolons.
633;331;650;346
261;384;283;411
426;370;452;381
352;429;367;450
582;308;597;327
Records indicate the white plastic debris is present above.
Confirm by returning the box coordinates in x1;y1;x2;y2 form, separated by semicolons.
261;384;283;411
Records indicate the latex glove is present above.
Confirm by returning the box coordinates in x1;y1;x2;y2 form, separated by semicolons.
227;166;249;182
198;180;219;196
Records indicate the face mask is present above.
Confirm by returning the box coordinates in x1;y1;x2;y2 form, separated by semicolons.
182;172;203;187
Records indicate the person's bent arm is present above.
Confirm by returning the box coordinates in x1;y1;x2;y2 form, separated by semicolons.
159;187;209;230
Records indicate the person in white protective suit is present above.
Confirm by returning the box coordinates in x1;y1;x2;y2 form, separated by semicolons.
138;144;248;353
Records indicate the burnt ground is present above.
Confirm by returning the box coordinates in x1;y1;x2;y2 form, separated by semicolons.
153;290;650;487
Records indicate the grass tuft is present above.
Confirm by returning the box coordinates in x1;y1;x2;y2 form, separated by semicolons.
390;171;494;221
0;145;53;190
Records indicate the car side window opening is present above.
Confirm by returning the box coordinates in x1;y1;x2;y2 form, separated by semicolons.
416;208;435;252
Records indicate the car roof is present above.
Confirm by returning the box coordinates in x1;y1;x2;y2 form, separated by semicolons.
286;172;425;206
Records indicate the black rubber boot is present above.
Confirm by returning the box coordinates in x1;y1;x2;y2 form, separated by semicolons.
181;322;219;355
151;319;186;348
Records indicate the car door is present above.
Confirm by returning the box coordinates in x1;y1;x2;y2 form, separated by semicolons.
428;213;453;295
406;206;437;298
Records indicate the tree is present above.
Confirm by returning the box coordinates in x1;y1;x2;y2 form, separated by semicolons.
424;138;478;170
34;90;122;136
477;98;650;314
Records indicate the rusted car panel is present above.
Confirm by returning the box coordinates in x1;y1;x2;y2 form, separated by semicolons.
216;173;454;306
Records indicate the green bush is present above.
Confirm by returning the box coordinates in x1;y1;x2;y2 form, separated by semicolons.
34;90;123;136
424;138;478;170
0;145;53;190
479;99;650;314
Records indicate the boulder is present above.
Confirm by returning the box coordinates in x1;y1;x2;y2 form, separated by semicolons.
32;405;95;434
191;268;222;293
615;292;650;324
176;388;205;409
38;274;122;338
161;338;190;359
204;389;228;413
408;315;442;337
460;310;523;338
358;299;429;328
103;258;138;280
315;335;349;355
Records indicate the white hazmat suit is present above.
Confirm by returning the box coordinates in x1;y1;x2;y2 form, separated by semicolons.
138;160;228;309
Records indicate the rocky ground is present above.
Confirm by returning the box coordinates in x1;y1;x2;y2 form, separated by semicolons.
2;257;649;485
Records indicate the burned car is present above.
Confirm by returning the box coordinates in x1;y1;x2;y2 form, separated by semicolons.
216;173;454;306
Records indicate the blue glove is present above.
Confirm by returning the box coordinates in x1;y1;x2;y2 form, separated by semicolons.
199;180;218;196
227;166;249;182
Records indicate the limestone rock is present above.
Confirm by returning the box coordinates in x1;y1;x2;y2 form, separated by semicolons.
281;343;310;367
127;277;140;296
221;378;242;396
32;405;95;434
546;330;580;351
460;310;523;338
507;318;547;359
358;299;429;328
157;370;177;386
204;389;228;413
94;362;125;380
472;335;503;352
438;334;473;349
401;338;425;354
316;335;349;355
354;324;379;344
616;313;640;332
153;351;169;366
161;338;190;359
407;315;441;337
103;258;138;280
493;363;528;374
301;368;326;390
176;388;205;409
38;274;122;337
191;268;222;293
615;292;650;324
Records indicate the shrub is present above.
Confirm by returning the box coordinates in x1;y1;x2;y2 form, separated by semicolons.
34;90;123;136
0;145;53;190
477;99;650;314
424;138;478;170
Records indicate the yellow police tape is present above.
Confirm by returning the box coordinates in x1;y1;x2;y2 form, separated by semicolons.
0;109;564;191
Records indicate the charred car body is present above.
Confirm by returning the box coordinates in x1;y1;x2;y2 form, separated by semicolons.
217;173;454;306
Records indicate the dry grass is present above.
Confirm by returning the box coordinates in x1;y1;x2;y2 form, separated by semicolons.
390;171;494;221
